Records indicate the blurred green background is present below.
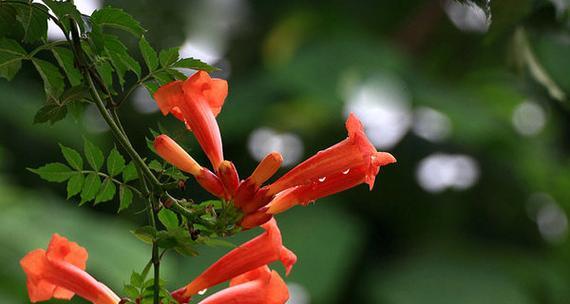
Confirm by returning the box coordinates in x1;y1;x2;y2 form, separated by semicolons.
2;0;570;303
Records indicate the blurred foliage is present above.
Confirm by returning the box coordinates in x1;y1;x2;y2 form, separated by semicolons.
2;0;570;303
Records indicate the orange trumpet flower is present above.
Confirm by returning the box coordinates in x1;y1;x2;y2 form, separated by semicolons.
20;234;120;304
197;266;289;304
154;134;225;198
266;113;396;196
172;218;296;303
154;71;228;170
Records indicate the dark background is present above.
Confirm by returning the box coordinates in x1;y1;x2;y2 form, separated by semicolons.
1;0;570;303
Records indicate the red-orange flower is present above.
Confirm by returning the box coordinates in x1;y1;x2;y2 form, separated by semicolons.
172;218;296;303
240;113;395;225
197;266;289;304
154;134;225;198
266;113;396;196
154;71;228;170
20;234;120;304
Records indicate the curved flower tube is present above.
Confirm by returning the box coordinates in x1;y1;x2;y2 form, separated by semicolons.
154;134;225;198
20;234;120;304
197;266;289;304
172;218;296;303
154;71;228;170
266;113;396;196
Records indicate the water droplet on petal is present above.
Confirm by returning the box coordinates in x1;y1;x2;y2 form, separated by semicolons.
198;289;208;295
342;169;350;175
318;177;326;182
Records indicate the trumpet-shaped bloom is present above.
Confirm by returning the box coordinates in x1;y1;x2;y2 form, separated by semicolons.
172;218;296;303
20;234;120;304
266;113;396;196
267;165;370;214
154;134;225;198
197;266;289;304
154;71;228;170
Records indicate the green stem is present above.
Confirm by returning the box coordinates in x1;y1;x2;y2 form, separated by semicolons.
85;72;162;190
147;197;160;304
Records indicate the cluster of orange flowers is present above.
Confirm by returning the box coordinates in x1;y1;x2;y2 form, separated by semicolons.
20;71;396;303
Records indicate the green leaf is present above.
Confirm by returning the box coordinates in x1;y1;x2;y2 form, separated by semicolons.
173;58;217;73
132;226;156;244
31;58;65;97
95;60;114;89
159;47;179;68
148;160;163;172
83;138;104;171
91;7;144;37
29;162;74;182
59;144;83;170
80;173;101;204
139;36;158;72
15;2;48;43
166;68;187;80
51;47;82;86
103;35;141;87
0;38;26;81
0;5;24;41
158;209;179;229
95;177;116;204
67;99;86;121
66;173;84;198
144;81;159;95
118;185;133;212
107;148;126;176
130;271;144;287
33;103;67;125
42;0;83;33
199;237;235;248
122;162;138;182
123;284;139;298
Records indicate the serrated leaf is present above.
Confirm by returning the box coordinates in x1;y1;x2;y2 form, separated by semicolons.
91;7;144;37
139;36;158;72
152;70;174;85
148;160;163;172
159;47;179;68
118;185;133;212
80;173;101;204
29;162;74;182
15;2;48;43
51;47;82;86
102;35;141;87
144;81;159;95
60;144;83;170
158;209;179;229
42;0;83;33
95;178;116;204
199;237;235;248
107;148;126;176
123;284;139;298
166;68;187;80
122;162;138;182
95;60;114;89
33;103;67;124
67;99;86;121
130;272;143;287
132;226;156;244
173;58;217;73
67;173;84;198
0;5;24;41
0;38;26;81
32;58;65;98
83;138;104;171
